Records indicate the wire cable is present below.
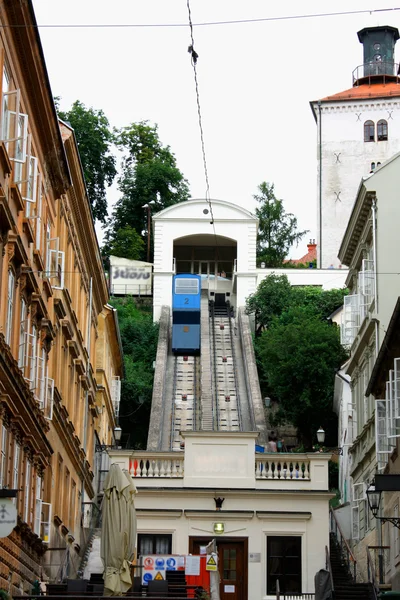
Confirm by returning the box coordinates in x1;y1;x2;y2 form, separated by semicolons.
12;7;400;29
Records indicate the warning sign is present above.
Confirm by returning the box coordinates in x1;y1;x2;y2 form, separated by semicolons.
144;557;154;570
154;572;164;581
206;553;218;572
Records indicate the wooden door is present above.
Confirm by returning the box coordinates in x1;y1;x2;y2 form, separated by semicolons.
189;537;247;600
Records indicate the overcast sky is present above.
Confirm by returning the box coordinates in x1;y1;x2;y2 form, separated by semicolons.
32;1;400;256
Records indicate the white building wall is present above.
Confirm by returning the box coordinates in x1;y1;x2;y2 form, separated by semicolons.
152;200;259;321
313;98;400;268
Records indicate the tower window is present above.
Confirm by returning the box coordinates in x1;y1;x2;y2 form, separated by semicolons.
370;162;376;172
364;121;375;142
377;119;388;141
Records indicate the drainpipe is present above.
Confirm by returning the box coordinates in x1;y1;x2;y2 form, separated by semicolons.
318;101;323;268
371;197;379;355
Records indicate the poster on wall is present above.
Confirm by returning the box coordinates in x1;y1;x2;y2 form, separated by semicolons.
141;555;185;585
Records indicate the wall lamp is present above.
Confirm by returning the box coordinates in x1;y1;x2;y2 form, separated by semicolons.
367;481;400;529
316;427;343;455
96;426;123;451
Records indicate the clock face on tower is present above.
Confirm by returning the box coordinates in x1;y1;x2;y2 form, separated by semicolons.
374;54;382;62
373;42;381;50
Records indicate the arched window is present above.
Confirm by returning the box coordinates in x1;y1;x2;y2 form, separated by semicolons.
364;120;375;142
370;162;376;172
377;119;388;141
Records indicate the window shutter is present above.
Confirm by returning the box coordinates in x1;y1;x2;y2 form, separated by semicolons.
352;505;360;540
34;475;42;536
341;294;360;346
376;399;394;471
47;237;65;289
1;88;29;163
41;502;52;544
111;376;121;419
44;377;54;421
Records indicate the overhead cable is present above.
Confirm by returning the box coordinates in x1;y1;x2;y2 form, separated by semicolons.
13;7;400;29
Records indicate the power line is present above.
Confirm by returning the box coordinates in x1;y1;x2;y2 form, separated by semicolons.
9;7;400;29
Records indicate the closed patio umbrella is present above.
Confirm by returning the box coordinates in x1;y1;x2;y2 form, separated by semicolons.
122;468;137;563
101;463;134;596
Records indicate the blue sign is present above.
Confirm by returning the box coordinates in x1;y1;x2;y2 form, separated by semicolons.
155;558;165;569
166;558;176;569
143;573;153;583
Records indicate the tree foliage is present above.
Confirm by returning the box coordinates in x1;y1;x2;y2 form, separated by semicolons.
104;121;190;261
246;273;348;447
103;225;144;261
58;100;117;223
246;273;347;329
257;307;348;448
111;298;159;449
255;182;308;267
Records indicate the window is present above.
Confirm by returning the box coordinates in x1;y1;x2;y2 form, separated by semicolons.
0;426;7;488
1;88;29;163
46;237;65;289
5;269;15;345
267;536;301;596
24;460;31;523
370;162;376;172
175;278;199;295
377;119;388;141
18;298;27;368
111;376;121;420
13;442;20;499
364;120;375;142
394;505;400;557
138;534;172;556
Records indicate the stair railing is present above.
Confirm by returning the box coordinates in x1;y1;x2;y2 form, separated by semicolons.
325;545;334;597
367;546;379;600
330;506;357;582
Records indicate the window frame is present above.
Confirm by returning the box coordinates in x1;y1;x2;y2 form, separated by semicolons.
266;535;302;596
377;119;388;142
364;120;375;143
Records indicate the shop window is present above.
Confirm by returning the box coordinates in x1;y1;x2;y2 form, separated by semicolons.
364;120;375;142
267;536;301;596
138;534;172;556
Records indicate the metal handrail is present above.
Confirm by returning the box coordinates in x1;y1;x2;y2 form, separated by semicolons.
325;545;334;596
352;61;400;85
209;301;219;430
330;507;357;582
227;301;242;430
367;546;379;600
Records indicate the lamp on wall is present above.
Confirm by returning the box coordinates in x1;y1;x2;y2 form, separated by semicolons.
315;427;343;455
114;426;122;444
213;522;225;534
367;481;400;529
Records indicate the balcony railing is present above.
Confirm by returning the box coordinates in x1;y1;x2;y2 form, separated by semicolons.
255;456;310;480
127;452;311;481
353;62;400;85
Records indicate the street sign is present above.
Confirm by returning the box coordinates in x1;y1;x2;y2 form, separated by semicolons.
0;499;17;537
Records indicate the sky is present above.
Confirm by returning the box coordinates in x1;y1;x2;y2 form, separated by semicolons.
32;1;400;256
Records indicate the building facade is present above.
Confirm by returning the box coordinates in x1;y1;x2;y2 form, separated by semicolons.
311;26;400;269
335;152;400;583
109;433;332;600
0;2;122;594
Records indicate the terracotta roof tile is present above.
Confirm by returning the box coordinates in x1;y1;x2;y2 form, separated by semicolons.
319;82;400;102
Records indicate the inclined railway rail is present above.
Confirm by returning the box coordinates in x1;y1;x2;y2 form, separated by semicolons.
170;355;200;451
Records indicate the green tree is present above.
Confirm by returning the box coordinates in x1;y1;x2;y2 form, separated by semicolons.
58;100;116;223
105;121;190;260
103;225;144;261
257;307;348;448
255;182;308;267
246;273;347;330
111;297;159;449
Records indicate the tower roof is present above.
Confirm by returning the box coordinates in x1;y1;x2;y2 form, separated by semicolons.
357;25;399;44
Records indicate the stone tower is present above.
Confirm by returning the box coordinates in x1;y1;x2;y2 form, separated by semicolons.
311;26;400;268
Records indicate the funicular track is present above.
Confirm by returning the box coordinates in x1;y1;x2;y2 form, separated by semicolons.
209;301;241;431
170;355;200;450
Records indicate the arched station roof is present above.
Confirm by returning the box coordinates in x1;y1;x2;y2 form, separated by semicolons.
153;198;258;222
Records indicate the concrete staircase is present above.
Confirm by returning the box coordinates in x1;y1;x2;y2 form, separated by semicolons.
329;533;375;600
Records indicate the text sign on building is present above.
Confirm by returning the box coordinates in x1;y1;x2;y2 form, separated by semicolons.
109;256;152;296
0;499;17;538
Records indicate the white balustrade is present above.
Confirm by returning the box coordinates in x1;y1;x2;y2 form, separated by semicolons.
255;456;311;480
129;453;184;478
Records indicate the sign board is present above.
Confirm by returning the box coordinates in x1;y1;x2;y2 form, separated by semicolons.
185;555;200;576
0;499;17;537
224;585;235;593
109;256;152;296
249;552;261;563
141;555;184;585
206;553;218;572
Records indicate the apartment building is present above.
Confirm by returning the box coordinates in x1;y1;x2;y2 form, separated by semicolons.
0;1;122;594
337;152;400;581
